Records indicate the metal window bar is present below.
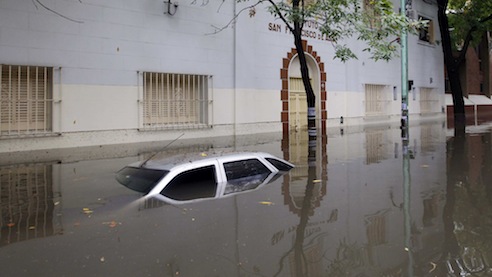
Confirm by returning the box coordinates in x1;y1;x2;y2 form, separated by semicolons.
365;84;389;116
0;65;53;137
142;72;210;130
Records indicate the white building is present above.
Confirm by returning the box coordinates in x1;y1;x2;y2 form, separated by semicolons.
0;0;444;152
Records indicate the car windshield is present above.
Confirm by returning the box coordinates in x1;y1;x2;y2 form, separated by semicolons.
115;166;168;194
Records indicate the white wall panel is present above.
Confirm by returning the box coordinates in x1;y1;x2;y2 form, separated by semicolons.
59;84;138;132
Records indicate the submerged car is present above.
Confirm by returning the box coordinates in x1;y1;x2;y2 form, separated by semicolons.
115;151;294;203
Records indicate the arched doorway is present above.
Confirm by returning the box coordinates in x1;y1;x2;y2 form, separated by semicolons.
280;40;327;139
288;54;320;132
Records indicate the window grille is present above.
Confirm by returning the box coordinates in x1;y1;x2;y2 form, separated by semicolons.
420;87;437;114
0;65;53;137
365;84;389;116
142;72;210;130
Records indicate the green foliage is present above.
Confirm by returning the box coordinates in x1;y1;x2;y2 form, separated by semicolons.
447;0;492;51
259;0;424;62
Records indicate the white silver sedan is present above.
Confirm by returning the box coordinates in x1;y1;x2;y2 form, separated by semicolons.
115;152;294;203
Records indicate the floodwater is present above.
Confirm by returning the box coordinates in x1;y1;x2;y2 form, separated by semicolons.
1;120;492;277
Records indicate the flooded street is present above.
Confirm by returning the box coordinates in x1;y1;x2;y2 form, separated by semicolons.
1;120;492;276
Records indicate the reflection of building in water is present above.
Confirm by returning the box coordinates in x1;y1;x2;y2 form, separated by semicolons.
420;123;442;154
365;211;388;247
138;144;213;162
281;132;327;216
289;242;323;277
0;163;61;247
365;130;389;164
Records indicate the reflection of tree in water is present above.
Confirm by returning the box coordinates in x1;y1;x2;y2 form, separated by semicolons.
275;133;328;277
325;239;365;276
439;130;492;276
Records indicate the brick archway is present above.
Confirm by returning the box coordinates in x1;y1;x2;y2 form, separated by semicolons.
280;40;327;137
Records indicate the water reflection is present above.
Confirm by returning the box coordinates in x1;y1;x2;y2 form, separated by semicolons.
3;121;492;276
439;130;492;276
0;163;62;246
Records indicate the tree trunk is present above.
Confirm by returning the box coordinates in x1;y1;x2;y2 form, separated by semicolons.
293;25;317;147
437;0;466;126
291;0;316;143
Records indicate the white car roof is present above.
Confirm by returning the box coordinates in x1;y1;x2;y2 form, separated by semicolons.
130;151;283;171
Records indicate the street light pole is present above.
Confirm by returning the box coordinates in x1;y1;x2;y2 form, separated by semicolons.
401;0;409;140
401;1;413;276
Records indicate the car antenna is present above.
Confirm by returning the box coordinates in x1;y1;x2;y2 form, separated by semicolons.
140;133;185;167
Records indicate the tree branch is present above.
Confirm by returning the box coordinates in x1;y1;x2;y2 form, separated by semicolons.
267;0;294;34
456;25;476;65
208;0;266;34
32;0;83;23
456;12;492;65
479;13;492;24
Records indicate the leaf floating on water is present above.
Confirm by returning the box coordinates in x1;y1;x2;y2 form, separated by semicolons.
200;153;208;157
82;208;93;215
259;201;274;206
421;165;429;168
103;221;120;228
429;262;437;273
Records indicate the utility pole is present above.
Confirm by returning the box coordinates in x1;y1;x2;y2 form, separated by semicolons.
401;0;409;140
401;0;413;275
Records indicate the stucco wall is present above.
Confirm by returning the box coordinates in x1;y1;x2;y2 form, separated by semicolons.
0;0;445;152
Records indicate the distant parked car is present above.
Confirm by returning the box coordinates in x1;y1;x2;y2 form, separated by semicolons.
115;152;294;203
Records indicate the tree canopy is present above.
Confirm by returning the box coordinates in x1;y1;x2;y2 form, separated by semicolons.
437;0;492;120
447;0;492;52
256;0;423;62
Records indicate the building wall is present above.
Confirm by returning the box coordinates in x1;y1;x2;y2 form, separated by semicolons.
0;0;445;152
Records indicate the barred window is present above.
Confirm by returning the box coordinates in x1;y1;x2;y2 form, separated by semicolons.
365;84;390;116
142;72;210;129
1;65;53;136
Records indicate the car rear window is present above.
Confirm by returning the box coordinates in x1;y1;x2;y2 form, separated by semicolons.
116;167;168;194
265;158;294;171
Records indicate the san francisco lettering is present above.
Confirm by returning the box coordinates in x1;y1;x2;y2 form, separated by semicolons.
267;20;332;42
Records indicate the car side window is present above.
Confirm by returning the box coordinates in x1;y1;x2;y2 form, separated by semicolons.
160;165;217;200
224;159;271;180
265;158;293;171
223;159;272;195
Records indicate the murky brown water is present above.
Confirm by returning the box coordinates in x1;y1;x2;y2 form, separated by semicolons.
1;120;492;276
